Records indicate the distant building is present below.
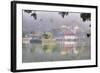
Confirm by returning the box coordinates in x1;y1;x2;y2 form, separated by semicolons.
54;25;79;55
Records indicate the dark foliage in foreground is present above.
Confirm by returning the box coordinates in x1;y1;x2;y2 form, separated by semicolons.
31;13;37;20
24;10;32;13
80;13;91;21
59;12;68;18
86;33;91;38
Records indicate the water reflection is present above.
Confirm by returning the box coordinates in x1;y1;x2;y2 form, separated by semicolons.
22;37;90;63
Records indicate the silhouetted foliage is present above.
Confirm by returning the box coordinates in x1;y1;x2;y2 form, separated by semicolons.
59;12;68;18
89;24;91;27
80;13;91;21
24;10;32;13
86;33;91;38
31;13;37;20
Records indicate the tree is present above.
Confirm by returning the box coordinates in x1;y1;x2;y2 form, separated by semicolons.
80;13;91;38
59;12;68;18
80;13;91;21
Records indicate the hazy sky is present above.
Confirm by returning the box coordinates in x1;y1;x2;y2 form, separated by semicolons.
22;10;91;34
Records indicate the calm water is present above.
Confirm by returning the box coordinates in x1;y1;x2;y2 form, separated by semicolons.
22;37;90;63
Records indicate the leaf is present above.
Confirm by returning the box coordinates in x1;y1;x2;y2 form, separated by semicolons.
24;10;32;13
59;12;68;18
31;13;37;20
86;33;91;38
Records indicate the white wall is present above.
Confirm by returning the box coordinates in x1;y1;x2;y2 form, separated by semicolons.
0;0;99;73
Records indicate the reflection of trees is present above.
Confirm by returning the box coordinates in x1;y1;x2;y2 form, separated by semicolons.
42;32;57;53
43;45;48;52
80;13;91;21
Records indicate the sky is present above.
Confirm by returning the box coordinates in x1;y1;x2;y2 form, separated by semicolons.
22;10;91;35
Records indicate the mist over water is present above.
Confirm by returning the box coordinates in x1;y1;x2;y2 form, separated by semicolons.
22;10;91;63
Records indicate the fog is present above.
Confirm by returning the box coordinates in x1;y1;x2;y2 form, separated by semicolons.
22;10;91;63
